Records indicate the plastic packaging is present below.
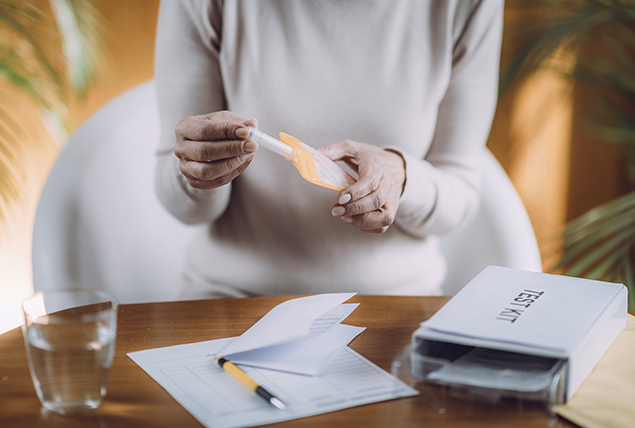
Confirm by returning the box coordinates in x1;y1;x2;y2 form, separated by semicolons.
393;339;568;406
247;126;356;191
246;126;293;158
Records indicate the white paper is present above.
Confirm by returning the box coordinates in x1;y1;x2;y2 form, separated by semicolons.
217;293;361;375
421;266;625;355
218;293;355;357
228;323;365;375
128;338;418;428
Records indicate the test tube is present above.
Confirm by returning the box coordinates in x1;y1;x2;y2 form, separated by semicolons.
246;126;294;158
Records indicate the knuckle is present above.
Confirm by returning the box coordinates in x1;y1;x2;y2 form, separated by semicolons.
194;163;213;180
218;122;236;140
184;118;208;140
174;117;191;138
174;144;185;159
195;143;210;161
372;192;385;209
368;175;381;192
349;185;364;202
195;120;213;140
229;142;244;157
341;139;357;150
383;211;395;227
347;202;363;216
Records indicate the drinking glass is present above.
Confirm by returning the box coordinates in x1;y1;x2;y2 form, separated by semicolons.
22;290;118;415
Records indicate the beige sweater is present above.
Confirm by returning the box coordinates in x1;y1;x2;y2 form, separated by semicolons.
154;0;503;297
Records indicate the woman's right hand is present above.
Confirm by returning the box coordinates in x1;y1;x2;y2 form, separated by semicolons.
173;111;259;189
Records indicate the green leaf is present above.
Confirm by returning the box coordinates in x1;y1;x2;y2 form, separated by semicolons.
0;0;106;227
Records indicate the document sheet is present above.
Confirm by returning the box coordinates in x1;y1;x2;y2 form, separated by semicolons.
128;338;418;428
217;293;364;375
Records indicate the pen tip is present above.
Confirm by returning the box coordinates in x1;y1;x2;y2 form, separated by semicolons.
270;397;287;410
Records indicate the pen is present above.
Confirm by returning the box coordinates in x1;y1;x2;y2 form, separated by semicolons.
216;357;287;410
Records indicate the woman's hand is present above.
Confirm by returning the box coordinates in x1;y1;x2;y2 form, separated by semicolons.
318;140;406;234
173;111;258;189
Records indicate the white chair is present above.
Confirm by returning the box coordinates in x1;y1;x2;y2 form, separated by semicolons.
439;151;543;295
32;81;203;303
32;81;542;303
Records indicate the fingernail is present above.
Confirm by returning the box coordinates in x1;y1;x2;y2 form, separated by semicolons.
331;206;346;217
338;194;351;205
243;141;258;153
235;127;249;139
238;154;253;163
342;216;354;223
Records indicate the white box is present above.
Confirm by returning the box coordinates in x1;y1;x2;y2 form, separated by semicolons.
412;266;627;403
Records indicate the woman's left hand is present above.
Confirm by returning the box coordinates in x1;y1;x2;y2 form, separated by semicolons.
318;140;406;234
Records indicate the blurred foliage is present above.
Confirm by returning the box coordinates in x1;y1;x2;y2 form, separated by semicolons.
0;0;104;225
503;0;635;308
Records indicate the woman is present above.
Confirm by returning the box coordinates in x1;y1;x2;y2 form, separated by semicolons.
154;0;503;298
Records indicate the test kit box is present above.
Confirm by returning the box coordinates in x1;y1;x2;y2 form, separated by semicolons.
411;266;627;404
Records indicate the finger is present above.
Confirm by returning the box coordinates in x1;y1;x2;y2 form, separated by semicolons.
317;139;360;161
335;169;382;215
336;147;387;200
318;141;363;174
175;111;257;142
182;156;253;189
180;154;253;183
176;139;258;162
334;190;386;217
340;214;390;234
361;226;389;234
341;208;395;230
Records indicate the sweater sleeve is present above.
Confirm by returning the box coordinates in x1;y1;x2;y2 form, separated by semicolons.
154;0;231;225
393;0;504;238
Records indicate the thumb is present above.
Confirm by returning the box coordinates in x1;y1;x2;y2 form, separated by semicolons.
317;140;357;162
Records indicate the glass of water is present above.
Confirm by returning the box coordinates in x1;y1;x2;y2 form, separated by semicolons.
22;290;118;415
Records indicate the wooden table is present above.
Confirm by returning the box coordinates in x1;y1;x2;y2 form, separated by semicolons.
0;295;576;427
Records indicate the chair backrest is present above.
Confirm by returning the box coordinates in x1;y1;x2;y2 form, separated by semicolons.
32;81;542;303
32;81;202;303
439;151;543;295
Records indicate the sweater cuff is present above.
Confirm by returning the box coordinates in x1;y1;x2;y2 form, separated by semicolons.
384;147;437;225
167;154;224;202
156;154;231;224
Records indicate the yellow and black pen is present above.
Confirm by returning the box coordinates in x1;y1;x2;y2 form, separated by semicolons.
216;357;287;410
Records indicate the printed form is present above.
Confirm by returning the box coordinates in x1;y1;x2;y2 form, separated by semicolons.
128;294;418;427
129;338;418;428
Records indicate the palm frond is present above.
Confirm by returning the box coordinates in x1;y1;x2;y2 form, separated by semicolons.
504;0;635;308
0;0;105;227
502;0;635;94
545;192;635;308
50;0;106;96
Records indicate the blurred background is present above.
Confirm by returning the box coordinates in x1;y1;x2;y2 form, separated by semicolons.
1;0;633;333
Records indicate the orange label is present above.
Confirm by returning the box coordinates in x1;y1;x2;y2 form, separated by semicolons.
279;132;344;191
